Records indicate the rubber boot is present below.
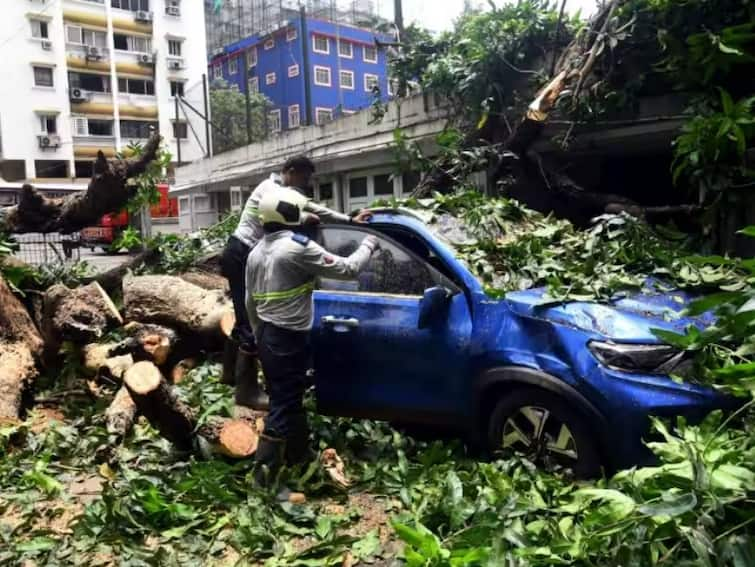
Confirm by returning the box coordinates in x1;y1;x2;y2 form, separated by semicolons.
221;336;239;385
234;347;270;410
285;413;316;467
254;432;286;487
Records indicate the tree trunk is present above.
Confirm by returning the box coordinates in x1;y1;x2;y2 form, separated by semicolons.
42;281;122;346
123;361;196;450
0;277;44;421
197;417;259;458
105;385;137;436
123;275;230;350
0;134;160;234
118;322;179;367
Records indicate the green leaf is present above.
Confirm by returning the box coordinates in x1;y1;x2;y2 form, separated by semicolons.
712;362;755;379
686;292;740;316
638;491;697;517
737;226;755;238
652;328;695;349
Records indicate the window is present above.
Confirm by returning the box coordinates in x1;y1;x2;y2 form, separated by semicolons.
316;108;333;125
72;117;88;136
213;63;222;80
113;33;128;50
228;56;238;75
111;0;150;11
170;80;184;97
268;109;281;132
265;72;276;85
338;40;353;58
288;64;299;78
349;177;367;198
339;70;354;90
248;76;259;93
248;47;257;67
75;160;93;179
66;26;107;48
39;114;57;134
318;227;449;296
314;66;331;87
33;66;53;87
313;35;329;54
319;182;333;207
264;38;275;50
402;171;421;195
113;33;151;53
88;119;114;136
363;45;378;63
364;73;379;93
120;120;157;138
288;104;300;128
118;77;154;95
70;72;111;92
286;27;297;42
374;174;394;196
168;39;182;57
31;20;49;39
172;121;188;139
35;160;68;179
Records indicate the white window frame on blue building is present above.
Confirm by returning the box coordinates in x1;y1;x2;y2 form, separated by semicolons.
312;35;329;54
228;56;238;75
266;72;277;85
338;40;353;59
288;64;300;78
364;73;379;93
288;104;300;128
268;109;281;132
213;63;222;80
313;65;331;87
315;107;333;125
286;28;297;42
363;45;378;63
248;46;257;67
339;69;354;90
264;37;275;50
248;76;259;93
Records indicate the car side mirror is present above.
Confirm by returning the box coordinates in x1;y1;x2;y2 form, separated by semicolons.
418;286;453;329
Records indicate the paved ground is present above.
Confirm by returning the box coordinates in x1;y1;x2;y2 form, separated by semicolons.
78;248;132;273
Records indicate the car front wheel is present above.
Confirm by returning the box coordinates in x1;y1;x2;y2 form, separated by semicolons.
487;387;602;478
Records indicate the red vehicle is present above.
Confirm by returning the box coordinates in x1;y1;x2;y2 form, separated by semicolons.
80;184;177;251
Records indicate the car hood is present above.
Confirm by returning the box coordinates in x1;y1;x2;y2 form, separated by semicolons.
504;285;715;342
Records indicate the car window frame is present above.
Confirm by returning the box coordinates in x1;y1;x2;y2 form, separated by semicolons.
315;224;461;298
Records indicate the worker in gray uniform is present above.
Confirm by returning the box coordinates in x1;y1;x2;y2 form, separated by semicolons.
220;156;362;410
246;187;379;484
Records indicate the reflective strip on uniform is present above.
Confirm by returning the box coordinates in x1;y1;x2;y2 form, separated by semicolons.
252;281;315;302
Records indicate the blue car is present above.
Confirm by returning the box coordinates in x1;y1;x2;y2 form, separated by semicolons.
309;210;737;476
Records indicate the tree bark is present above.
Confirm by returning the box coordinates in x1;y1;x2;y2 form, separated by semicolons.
0;134;160;234
197;417;259;458
117;322;179;366
105;385;137;436
0;277;44;421
123;275;230;350
123;361;196;450
42;281;122;346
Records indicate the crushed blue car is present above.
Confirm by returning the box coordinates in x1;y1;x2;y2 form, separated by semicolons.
309;210;739;476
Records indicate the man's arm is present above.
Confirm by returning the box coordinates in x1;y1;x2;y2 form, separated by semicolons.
293;236;379;280
303;200;351;224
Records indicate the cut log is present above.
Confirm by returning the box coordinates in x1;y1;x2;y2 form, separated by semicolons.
105;386;137;436
0;276;43;421
123;275;230;350
220;309;235;338
82;342;119;376
123;361;195;450
118;322;179;366
43;281;122;345
171;358;197;384
197;417;258;458
0;134;160;234
178;270;229;292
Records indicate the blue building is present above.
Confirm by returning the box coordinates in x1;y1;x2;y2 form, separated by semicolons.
208;17;392;132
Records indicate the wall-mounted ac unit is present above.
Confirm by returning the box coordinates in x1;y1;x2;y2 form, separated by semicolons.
166;6;180;16
38;134;61;149
138;53;155;66
169;59;184;70
135;10;153;22
69;87;89;102
85;46;101;61
41;40;52;50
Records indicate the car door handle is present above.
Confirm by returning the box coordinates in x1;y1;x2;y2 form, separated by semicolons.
321;316;360;328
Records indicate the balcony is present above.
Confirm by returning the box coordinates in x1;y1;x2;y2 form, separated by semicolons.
66;43;109;63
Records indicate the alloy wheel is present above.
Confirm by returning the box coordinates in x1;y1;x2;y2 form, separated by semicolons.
500;405;578;466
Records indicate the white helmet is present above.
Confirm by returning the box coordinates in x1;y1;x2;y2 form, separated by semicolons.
258;187;308;226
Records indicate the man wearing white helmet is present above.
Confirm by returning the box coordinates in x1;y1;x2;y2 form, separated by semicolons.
220;155;368;411
246;187;379;484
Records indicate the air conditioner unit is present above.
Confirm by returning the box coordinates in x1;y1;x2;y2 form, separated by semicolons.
138;53;154;66
85;46;101;60
166;6;180;16
135;10;153;22
41;40;52;50
169;59;184;70
38;134;61;149
69;87;88;102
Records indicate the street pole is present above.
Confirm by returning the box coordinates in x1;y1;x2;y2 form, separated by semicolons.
175;95;182;165
202;73;212;157
300;5;313;126
243;48;252;144
394;0;406;97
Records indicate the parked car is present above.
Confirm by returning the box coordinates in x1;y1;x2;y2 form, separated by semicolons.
309;209;740;476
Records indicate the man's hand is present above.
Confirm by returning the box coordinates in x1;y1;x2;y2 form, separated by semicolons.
352;210;373;223
303;213;321;225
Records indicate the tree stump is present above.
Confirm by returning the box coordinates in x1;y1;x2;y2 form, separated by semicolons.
197;417;258;458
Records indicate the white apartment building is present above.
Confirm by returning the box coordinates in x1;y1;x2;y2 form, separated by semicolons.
0;0;206;197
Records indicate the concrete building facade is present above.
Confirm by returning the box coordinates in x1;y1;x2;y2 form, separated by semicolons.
0;0;207;198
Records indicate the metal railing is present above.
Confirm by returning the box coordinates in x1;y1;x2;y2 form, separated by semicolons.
11;233;81;266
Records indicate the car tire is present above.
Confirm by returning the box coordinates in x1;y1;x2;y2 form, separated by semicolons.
487;387;603;478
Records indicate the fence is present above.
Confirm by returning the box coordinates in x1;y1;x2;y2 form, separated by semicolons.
12;233;81;266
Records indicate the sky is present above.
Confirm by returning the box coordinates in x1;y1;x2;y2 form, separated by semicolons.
372;0;599;33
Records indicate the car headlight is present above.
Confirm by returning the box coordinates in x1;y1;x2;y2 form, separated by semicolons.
588;341;685;375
